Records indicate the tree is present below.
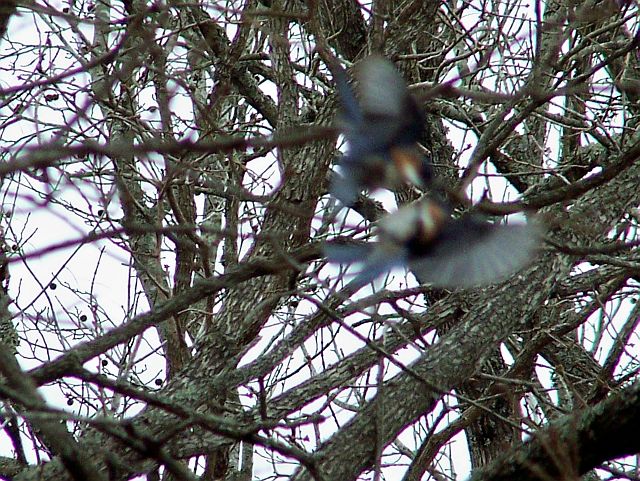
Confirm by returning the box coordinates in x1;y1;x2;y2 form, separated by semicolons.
1;1;640;480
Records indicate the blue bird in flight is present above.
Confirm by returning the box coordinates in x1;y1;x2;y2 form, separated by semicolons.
325;197;541;290
330;56;433;206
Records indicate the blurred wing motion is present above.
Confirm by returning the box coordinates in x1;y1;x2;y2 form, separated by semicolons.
324;240;407;291
325;196;542;291
355;56;418;130
329;166;369;208
409;218;542;288
331;56;364;127
329;55;432;205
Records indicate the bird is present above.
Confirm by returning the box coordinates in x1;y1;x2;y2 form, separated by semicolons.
329;55;433;206
324;197;542;290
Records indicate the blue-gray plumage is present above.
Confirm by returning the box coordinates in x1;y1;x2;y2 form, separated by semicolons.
325;198;541;290
330;56;433;206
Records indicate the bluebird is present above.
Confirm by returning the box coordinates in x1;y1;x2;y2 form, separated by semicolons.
330;55;433;206
325;197;541;290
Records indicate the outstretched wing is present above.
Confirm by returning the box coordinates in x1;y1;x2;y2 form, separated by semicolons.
324;240;407;291
329;56;432;205
330;59;364;126
409;218;542;288
332;57;400;154
356;55;410;120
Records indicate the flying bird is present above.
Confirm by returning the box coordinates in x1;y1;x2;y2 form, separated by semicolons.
325;197;542;290
330;56;433;206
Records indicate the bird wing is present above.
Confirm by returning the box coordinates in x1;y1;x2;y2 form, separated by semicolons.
357;55;409;119
324;240;407;291
409;218;542;288
324;240;373;264
333;56;412;152
331;59;364;126
329;167;364;207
